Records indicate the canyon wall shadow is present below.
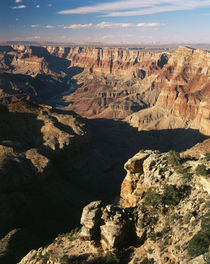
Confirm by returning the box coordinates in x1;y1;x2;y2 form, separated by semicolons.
0;116;208;263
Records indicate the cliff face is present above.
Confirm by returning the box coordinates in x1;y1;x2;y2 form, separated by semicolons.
0;45;209;135
126;47;210;135
0;100;88;233
18;149;210;264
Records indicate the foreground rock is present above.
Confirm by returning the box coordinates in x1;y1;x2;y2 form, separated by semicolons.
18;149;210;263
80;201;103;240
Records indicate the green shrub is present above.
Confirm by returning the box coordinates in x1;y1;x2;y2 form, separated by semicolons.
140;258;149;264
143;188;162;208
176;165;188;174
183;172;193;182
204;152;210;162
162;185;181;206
195;164;208;176
105;250;121;264
168;150;181;166
188;211;210;257
176;165;193;182
188;230;210;257
139;149;145;153
147;230;156;242
201;211;210;231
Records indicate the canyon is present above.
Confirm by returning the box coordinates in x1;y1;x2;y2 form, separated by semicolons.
0;44;209;135
0;44;209;263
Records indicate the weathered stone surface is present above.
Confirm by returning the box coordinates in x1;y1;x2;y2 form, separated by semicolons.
100;205;134;250
25;148;49;174
188;255;206;264
17;148;210;264
121;152;149;207
80;200;103;240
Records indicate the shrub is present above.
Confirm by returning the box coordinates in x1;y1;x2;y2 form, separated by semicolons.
162;185;181;206
195;164;208;176
168;150;181;166
147;230;156;242
143;188;162;208
204;152;210;162
188;230;210;257
140;258;149;264
188;211;210;257
182;172;193;182
176;165;193;182
176;165;188;174
105;250;121;264
139;149;145;153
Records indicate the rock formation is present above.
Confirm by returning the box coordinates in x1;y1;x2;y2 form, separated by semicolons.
127;46;210;136
1;44;208;135
79;201;103;240
0;99;91;262
18;148;210;264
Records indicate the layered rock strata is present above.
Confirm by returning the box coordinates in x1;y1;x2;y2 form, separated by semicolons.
0;45;209;135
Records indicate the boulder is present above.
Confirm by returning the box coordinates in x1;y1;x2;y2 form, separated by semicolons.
100;205;134;250
80;200;103;240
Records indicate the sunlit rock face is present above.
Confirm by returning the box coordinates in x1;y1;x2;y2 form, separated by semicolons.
0;45;209;135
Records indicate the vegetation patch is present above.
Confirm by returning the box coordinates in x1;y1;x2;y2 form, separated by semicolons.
195;164;209;176
203;152;210;162
176;165;193;182
168;150;181;167
188;210;210;257
162;185;182;206
143;188;162;209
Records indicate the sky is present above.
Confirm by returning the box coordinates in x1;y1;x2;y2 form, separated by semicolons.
0;0;210;43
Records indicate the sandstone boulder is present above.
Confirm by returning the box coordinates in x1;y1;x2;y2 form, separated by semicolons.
121;152;149;207
80;200;103;240
100;205;134;250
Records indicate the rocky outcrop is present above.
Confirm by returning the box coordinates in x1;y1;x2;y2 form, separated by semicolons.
18;149;210;264
79;202;135;250
127;46;210;135
121;152;149;207
79;201;103;240
100;205;135;250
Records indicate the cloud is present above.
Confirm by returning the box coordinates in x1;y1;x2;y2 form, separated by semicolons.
15;0;22;3
31;25;40;28
64;24;93;29
58;0;210;16
96;22;134;28
31;24;55;29
137;22;165;28
45;25;54;28
10;5;26;9
63;22;165;29
48;4;52;7
36;5;40;8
